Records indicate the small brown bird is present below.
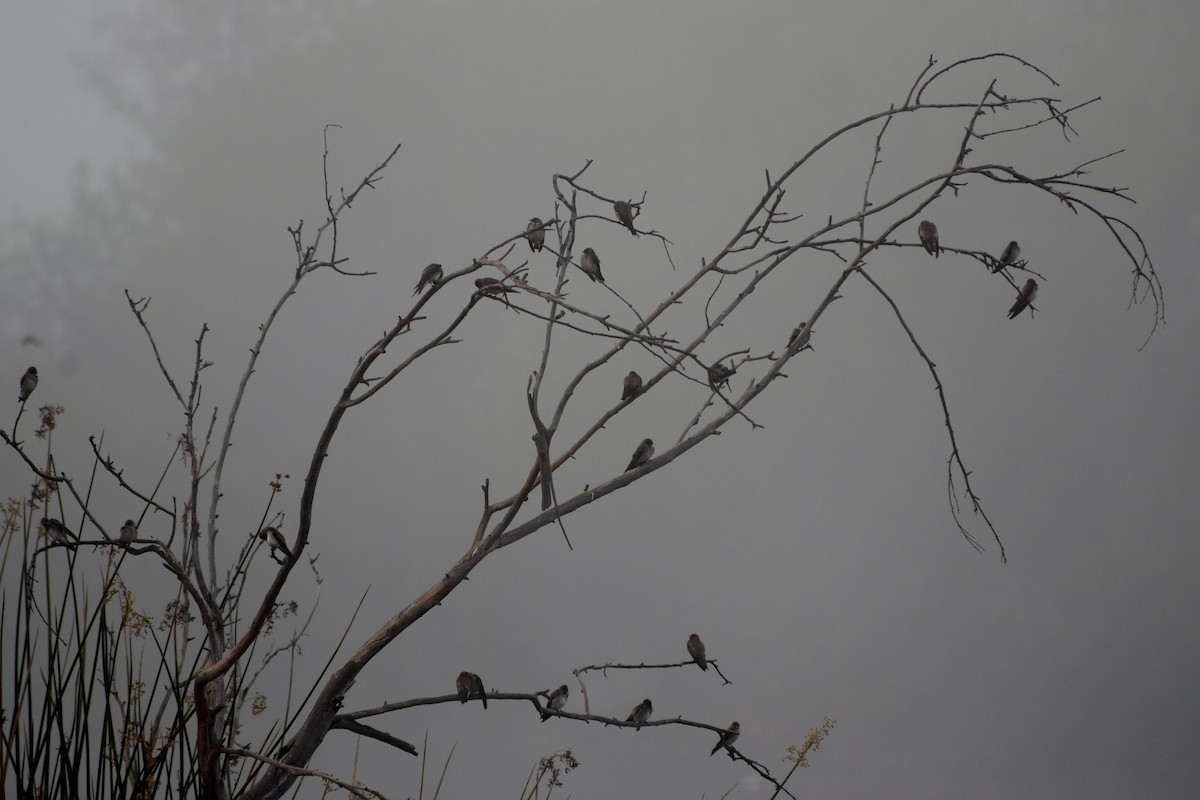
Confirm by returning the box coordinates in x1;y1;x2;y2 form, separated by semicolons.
625;438;654;472
474;277;515;294
622;370;643;401
707;362;735;390
917;220;940;257
710;722;741;756
119;519;138;543
541;684;569;721
789;322;808;346
614;200;639;236
579;248;605;282
41;517;76;546
19;366;38;402
258;526;295;561
687;633;708;671
1008;278;1038;319
626;698;653;727
413;263;443;296
994;241;1021;273
526;217;546;252
456;671;487;709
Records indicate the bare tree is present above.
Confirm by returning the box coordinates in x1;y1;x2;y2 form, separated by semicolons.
1;54;1160;800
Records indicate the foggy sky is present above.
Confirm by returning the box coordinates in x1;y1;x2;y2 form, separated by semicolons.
2;1;1198;798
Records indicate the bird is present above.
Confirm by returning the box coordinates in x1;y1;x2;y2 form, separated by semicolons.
579;247;605;282
413;263;443;296
708;362;735;390
687;633;708;671
119;519;138;543
710;722;741;756
614;200;639;236
19;367;38;402
789;322;808;346
994;241;1021;273
625;438;654;472
526;218;546;252
622;370;643;401
258;526;295;561
456;671;487;709
41;517;76;546
541;684;569;721
474;276;515;294
626;698;652;727
917;220;940;257
1007;278;1038;319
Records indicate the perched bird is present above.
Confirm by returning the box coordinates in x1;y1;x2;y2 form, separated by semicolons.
622;370;643;401
687;633;708;671
626;698;653;727
258;526;295;561
579;248;605;282
917;220;940;257
707;362;735;390
625;438;654;472
541;684;569;721
526;218;546;252
710;722;741;756
119;519;138;543
613;200;639;236
413;263;443;296
474;276;515;294
994;241;1021;273
789;322;808;346
41;517;76;546
19;367;38;402
456;671;487;709
1007;278;1038;320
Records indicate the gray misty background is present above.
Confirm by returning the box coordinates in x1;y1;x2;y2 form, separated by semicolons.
2;1;1198;798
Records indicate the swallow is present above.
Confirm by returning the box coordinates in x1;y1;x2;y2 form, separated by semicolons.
19;366;38;402
707;362;735;390
710;721;741;756
625;438;654;472
413;263;443;296
994;241;1021;273
687;633;708;671
119;519;138;543
579;248;605;282
41;517;76;546
917;220;940;257
526;218;546;252
541;684;569;721
613;200;639;236
622;370;643;401
1007;278;1038;319
626;698;652;727
474;277;516;294
258;526;295;561
456;671;487;709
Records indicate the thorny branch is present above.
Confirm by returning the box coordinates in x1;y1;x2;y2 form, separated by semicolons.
0;53;1157;800
247;55;1157;798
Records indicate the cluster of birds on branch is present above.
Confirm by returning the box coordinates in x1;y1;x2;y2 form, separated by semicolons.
411;199;644;301
454;633;739;756
37;516;139;548
917;220;1037;319
413;202;665;479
